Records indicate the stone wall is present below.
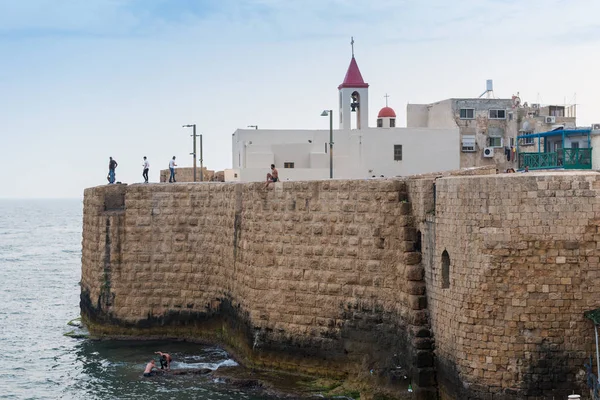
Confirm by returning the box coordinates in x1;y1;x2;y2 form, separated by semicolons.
81;179;435;397
81;171;600;399
159;167;220;183
428;171;600;399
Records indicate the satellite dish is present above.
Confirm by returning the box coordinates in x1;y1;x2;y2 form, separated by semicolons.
522;121;531;131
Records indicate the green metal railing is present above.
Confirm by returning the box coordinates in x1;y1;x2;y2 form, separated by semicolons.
518;152;558;170
518;148;592;170
563;148;592;169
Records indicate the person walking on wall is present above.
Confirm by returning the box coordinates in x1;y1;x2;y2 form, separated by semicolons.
142;156;150;183
169;156;177;183
108;157;118;184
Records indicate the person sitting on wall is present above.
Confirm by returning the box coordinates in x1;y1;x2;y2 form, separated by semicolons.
143;359;159;377
155;351;172;371
265;164;279;188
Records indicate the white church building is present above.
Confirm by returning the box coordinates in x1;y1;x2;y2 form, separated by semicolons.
224;53;459;182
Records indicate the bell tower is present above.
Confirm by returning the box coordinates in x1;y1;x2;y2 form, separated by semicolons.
338;37;369;130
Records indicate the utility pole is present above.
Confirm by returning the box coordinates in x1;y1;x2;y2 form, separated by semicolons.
182;124;197;182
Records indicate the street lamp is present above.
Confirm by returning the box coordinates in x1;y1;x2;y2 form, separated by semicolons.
321;110;333;179
247;125;258;130
182;124;203;182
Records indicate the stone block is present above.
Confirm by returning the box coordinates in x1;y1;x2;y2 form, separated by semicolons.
409;295;428;310
403;252;422;265
406;265;425;281
406;281;426;296
413;367;436;387
414;350;434;368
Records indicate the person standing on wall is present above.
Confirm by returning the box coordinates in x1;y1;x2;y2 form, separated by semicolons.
108;157;118;184
142;156;150;183
169;156;177;183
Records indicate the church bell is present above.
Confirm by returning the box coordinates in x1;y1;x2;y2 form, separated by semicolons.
351;92;360;112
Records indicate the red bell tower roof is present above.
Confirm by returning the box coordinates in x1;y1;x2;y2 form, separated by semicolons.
338;56;369;90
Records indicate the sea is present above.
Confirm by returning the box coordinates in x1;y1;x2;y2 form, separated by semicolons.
0;199;268;400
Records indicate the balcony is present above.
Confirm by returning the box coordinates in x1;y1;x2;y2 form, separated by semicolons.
517;128;593;170
518;148;592;170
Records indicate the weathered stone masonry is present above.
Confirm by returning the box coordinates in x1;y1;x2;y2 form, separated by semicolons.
81;179;435;397
81;171;600;399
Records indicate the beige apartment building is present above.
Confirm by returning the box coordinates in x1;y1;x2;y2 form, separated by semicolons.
407;96;581;171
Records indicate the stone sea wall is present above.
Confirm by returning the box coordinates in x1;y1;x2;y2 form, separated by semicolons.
81;178;435;397
428;171;600;399
81;171;600;399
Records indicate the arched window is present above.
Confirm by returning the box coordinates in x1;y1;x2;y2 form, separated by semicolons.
441;250;450;289
414;231;422;253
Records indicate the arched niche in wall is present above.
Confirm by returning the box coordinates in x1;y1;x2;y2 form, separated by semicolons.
441;250;450;289
414;230;422;253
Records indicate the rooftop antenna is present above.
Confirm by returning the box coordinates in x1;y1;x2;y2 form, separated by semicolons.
479;79;494;99
351;36;355;58
384;93;390;107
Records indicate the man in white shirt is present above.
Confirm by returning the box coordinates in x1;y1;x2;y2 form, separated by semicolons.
169;156;177;183
142;156;150;183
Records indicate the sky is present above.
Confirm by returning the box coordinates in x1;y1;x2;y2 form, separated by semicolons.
1;0;599;198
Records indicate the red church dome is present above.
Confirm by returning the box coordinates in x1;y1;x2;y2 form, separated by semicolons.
378;107;396;118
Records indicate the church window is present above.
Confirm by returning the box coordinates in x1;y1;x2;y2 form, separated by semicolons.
377;119;383;127
442;250;450;289
394;145;402;161
460;108;474;119
284;162;295;169
390;119;396;128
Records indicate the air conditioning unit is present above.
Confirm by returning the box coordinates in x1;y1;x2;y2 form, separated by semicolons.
545;116;556;124
483;147;494;158
592;123;600;131
531;103;540;109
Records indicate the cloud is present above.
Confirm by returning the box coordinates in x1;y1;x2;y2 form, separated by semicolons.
0;0;226;39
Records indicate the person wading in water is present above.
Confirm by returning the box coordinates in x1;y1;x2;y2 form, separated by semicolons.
155;351;172;371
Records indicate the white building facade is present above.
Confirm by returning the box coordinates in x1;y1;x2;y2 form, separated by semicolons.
225;55;460;182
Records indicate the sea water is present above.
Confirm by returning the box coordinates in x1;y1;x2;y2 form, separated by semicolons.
0;199;267;400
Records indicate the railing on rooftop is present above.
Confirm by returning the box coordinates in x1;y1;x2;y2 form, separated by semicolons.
563;148;592;169
518;148;592;170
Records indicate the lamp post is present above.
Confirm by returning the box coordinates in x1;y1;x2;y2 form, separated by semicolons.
199;133;203;182
321;110;333;178
247;125;258;130
182;124;200;182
